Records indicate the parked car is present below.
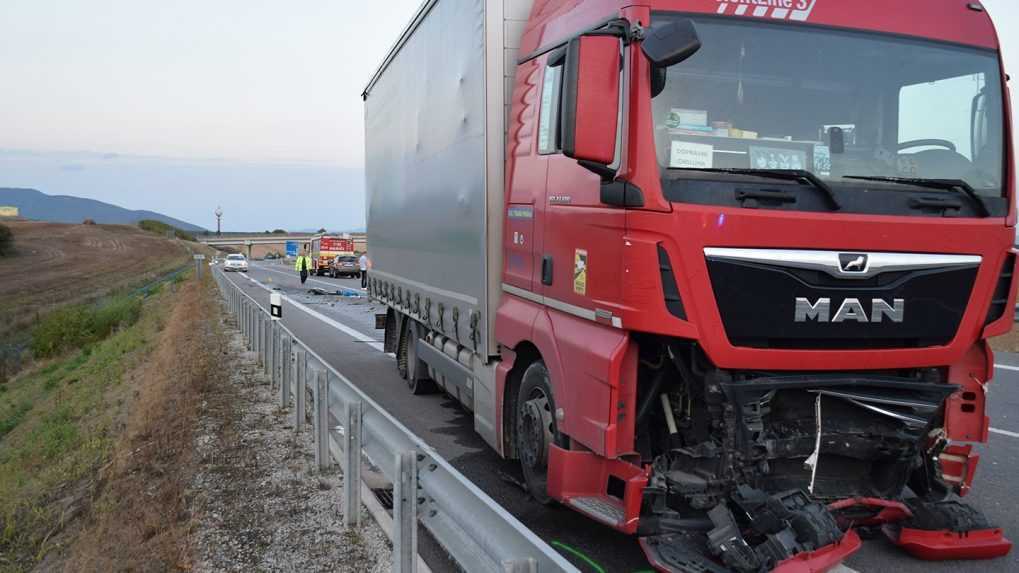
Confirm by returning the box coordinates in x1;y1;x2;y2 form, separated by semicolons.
223;253;248;272
330;255;359;278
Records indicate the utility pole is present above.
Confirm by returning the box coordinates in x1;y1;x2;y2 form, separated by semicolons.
215;206;223;236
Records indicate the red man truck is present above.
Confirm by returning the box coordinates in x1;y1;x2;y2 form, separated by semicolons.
364;1;1015;570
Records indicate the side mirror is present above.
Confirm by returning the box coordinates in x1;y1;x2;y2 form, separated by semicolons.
561;35;621;166
641;19;701;68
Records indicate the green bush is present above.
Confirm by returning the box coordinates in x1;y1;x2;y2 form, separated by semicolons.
0;223;12;256
137;219;196;242
30;296;142;359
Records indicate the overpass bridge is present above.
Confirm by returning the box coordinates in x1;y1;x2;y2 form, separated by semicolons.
199;234;366;258
198;235;315;258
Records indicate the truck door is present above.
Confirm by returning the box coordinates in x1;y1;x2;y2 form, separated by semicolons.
504;57;551;292
539;52;626;317
535;45;628;455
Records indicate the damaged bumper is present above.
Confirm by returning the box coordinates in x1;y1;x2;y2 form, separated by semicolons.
639;487;858;573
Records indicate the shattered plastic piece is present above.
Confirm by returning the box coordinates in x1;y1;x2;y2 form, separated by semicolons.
802;394;822;495
883;499;1013;560
706;504;761;571
887;526;1012;560
772;529;862;573
640;534;730;573
827;497;912;528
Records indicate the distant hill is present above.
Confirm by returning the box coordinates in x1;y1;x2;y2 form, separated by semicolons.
0;188;205;232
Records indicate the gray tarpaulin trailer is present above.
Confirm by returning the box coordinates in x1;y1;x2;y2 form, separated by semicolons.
363;0;532;450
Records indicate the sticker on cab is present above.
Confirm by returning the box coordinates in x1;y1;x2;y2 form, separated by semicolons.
574;249;588;296
670;141;714;169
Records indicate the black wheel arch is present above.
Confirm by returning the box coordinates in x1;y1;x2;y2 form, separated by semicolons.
502;341;542;460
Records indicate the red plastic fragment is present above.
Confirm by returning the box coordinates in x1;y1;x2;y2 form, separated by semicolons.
938;444;980;497
827;497;912;527
884;525;1013;560
771;529;863;573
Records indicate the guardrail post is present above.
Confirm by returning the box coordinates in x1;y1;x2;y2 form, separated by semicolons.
315;370;330;470
273;327;281;387
269;323;277;387
276;332;284;390
281;337;292;408
393;451;418;573
295;357;307;432
261;314;267;365
344;400;363;528
251;307;258;356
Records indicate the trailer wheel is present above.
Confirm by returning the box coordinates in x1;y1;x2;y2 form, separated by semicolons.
397;321;436;395
516;361;562;505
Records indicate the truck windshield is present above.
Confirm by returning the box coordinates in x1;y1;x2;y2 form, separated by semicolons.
652;14;1006;211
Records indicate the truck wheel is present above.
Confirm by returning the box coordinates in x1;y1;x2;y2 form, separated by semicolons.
398;321;436;395
516;361;562;505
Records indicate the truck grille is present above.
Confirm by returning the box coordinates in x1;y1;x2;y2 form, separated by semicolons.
705;254;978;350
984;253;1014;325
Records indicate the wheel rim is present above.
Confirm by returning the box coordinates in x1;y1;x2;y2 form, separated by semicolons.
519;388;554;488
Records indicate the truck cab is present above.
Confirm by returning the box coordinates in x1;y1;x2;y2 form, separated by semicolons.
366;1;1015;570
499;0;1014;569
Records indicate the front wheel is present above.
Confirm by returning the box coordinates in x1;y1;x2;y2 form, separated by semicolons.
516;361;562;505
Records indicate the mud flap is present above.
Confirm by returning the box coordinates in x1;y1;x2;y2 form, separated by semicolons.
640;487;859;573
884;499;1012;560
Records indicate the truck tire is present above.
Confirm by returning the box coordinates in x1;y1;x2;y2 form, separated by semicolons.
516;361;563;505
398;321;436;395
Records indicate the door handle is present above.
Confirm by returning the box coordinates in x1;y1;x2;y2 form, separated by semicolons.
542;255;554;286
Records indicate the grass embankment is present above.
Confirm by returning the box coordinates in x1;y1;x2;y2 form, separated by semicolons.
138;219;196;242
0;270;221;572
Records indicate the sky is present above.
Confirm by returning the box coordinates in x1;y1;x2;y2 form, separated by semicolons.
0;0;421;231
0;1;1017;231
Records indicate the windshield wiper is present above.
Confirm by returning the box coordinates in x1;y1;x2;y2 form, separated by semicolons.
843;176;990;217
672;168;842;211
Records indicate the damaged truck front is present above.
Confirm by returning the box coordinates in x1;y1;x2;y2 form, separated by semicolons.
364;0;1015;570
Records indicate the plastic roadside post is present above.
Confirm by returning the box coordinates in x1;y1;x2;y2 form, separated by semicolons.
270;289;283;320
193;253;206;278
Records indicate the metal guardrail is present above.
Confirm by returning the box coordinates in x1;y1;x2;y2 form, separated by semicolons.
212;270;578;573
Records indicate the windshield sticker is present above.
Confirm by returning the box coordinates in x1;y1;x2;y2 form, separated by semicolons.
896;156;920;177
749;146;807;170
671;141;714;169
813;145;831;176
716;0;818;21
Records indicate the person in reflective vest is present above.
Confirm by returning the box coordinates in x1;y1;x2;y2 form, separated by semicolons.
295;250;313;285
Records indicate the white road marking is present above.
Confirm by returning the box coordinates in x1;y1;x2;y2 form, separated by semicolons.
990;427;1019;438
992;365;1019;437
236;271;384;352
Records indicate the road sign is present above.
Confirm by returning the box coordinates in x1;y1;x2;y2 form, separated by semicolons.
194;254;206;260
286;241;298;257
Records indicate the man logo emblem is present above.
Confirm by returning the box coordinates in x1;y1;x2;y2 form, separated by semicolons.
838;253;868;274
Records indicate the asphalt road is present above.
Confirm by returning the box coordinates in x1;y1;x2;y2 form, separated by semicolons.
220;260;1019;573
